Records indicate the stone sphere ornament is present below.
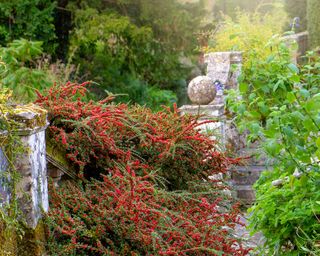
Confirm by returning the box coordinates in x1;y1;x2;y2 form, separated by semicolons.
187;76;216;105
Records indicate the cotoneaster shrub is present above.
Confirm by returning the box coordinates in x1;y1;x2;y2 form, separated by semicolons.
35;82;240;190
46;159;250;256
36;82;251;255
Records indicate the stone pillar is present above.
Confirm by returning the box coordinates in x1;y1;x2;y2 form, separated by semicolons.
283;31;309;64
180;51;243;147
203;51;272;205
181;51;269;205
204;51;242;104
0;104;48;255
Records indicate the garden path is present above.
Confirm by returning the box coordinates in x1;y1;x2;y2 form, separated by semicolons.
235;214;265;254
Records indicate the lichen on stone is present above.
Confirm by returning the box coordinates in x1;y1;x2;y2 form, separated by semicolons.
9;104;48;131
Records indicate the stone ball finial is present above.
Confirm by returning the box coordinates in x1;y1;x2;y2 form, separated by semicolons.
187;76;216;105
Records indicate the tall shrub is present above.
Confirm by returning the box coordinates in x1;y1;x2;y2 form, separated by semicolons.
307;0;320;48
213;0;284;19
69;8;180;107
207;10;287;69
0;39;50;101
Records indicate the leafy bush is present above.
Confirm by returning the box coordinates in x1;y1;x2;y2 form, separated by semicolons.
0;39;77;102
46;161;250;256
69;0;204;56
35;82;239;190
213;0;283;19
69;7;184;107
226;34;320;254
207;9;287;69
0;39;50;101
249;168;320;255
37;82;251;255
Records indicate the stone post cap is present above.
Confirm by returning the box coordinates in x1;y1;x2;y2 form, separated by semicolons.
7;104;48;135
204;51;243;64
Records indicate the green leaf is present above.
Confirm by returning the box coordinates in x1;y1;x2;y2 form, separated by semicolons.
239;82;248;93
289;74;300;83
265;139;282;156
303;119;314;131
248;111;261;119
273;80;283;92
286;92;296;103
299;89;310;99
266;55;275;63
287;63;299;74
316;137;320;148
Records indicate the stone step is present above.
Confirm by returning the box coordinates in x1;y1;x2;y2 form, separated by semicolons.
233;185;256;205
232;166;266;185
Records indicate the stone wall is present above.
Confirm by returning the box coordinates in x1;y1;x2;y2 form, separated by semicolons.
283;31;309;64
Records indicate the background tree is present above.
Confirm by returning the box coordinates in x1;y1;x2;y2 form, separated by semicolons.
66;0;206;107
0;0;56;54
307;0;320;48
213;0;283;19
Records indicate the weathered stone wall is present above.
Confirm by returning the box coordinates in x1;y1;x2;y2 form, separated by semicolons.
0;104;49;255
15;128;49;229
283;31;309;64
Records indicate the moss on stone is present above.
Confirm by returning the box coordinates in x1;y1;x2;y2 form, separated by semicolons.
10;103;48;130
0;223;17;256
0;221;46;256
17;221;46;256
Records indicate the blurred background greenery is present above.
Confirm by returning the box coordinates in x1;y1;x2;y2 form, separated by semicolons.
0;0;319;109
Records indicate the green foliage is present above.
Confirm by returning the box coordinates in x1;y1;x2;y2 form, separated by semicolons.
213;0;284;19
36;82;238;191
249;169;320;255
208;9;287;69
0;0;56;54
227;35;320;254
0;38;79;102
307;0;320;48
69;7;185;107
0;39;51;101
46;170;248;255
0;0;204;109
69;0;204;54
284;0;307;32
